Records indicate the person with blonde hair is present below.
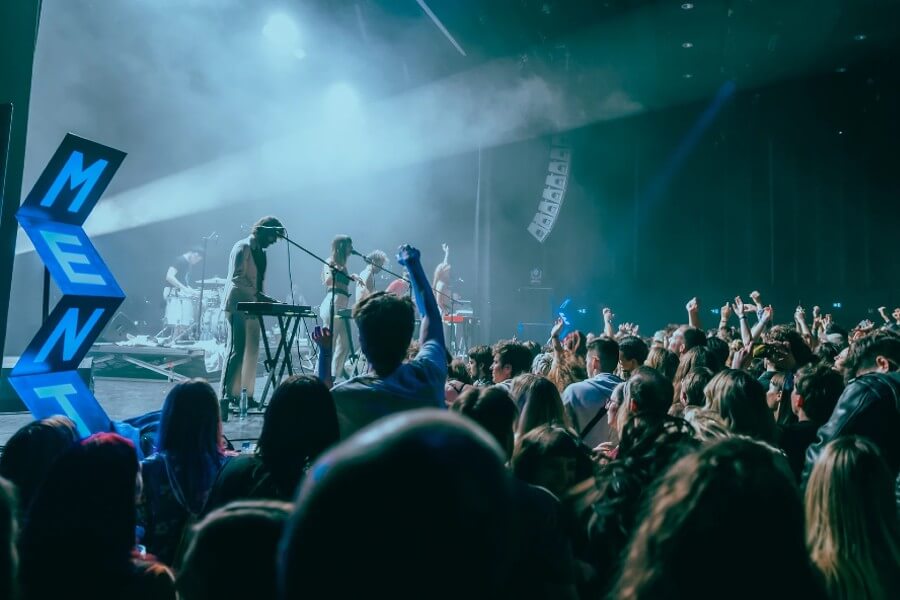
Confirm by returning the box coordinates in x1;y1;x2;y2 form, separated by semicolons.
510;374;570;438
704;368;776;443
805;436;900;600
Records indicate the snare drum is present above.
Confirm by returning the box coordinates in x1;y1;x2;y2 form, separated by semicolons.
165;292;196;326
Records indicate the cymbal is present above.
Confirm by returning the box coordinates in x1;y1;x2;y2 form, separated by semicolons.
199;277;228;285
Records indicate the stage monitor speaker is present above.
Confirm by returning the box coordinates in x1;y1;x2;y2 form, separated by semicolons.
0;356;94;413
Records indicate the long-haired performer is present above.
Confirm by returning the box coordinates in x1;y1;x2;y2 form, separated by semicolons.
220;216;283;410
320;235;357;381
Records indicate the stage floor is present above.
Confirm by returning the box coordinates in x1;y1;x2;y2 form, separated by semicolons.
0;376;267;448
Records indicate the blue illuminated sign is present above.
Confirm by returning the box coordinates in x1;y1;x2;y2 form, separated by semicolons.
11;134;126;437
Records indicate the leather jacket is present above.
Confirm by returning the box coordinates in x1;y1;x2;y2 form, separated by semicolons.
803;371;900;504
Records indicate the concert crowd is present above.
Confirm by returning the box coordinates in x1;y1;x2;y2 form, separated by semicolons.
0;245;898;600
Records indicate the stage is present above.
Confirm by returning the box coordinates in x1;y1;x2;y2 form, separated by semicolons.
0;376;267;448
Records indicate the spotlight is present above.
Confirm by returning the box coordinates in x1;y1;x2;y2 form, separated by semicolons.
835;67;847;73
853;33;867;42
683;73;694;79
263;12;305;58
682;41;694;48
681;3;694;10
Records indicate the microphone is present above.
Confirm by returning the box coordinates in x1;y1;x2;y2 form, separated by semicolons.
204;231;218;241
350;249;366;258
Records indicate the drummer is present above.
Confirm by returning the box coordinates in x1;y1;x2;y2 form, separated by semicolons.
166;247;204;297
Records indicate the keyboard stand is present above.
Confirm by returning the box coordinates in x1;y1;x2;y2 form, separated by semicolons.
256;313;303;409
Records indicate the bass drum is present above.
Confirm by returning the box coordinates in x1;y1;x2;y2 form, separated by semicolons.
201;308;228;342
165;294;196;326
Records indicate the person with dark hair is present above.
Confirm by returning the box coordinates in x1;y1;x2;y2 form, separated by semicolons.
622;366;675;425
0;477;16;600
803;330;900;490
765;371;795;427
814;341;842;366
452;387;580;600
779;364;843;480
452;386;519;459
0;416;78;516
805;437;900;600
19;434;176;600
491;339;533;390
704;369;776;443
612;438;822;600
704;335;730;372
562;336;623;448
682;327;707;353
178;501;291;600
617;335;649;378
330;245;446;439
205;375;339;512
522;340;542;361
467;344;493;386
279;411;515;599
512;374;570;438
672;345;721;406
644;347;679;382
512;424;593;499
444;357;475;406
140;380;228;566
678;367;713;409
221;216;284;412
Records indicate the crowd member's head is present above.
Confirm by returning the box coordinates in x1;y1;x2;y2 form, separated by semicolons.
512;425;590;498
806;437;900;600
531;352;553;376
563;330;588;359
466;344;493;382
257;375;339;496
618;335;649;376
644;347;678;382
791;363;843;425
613;438;821;599
20;434;172;599
682;327;707;353
765;371;794;426
623;366;674;425
354;292;416;377
667;325;687;354
522;340;542;360
279;411;515;599
0;416;78;513
682;408;732;441
491;340;533;384
179;501;291;600
673;346;721;402
679;367;714;407
156;379;225;511
447;358;473;385
452;386;518;460
704;369;776;443
765;325;815;370
512;375;569;437
842;329;900;381
814;341;842;366
586;336;620;378
365;249;388;272
704;336;730;371
0;477;16;600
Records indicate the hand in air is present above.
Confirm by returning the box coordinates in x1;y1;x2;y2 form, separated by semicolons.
550;317;565;338
442;243;449;253
749;290;762;305
720;303;733;321
603;307;615;322
762;305;774;321
397;245;421;267
685;297;700;314
733;296;750;317
312;326;333;351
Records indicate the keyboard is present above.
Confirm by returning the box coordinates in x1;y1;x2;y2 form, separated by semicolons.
237;302;316;318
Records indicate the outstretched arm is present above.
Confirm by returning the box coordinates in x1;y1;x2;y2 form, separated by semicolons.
686;297;701;329
399;245;445;349
602;308;615;338
733;296;753;347
312;326;333;388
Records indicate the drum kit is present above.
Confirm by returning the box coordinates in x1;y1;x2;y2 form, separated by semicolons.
160;277;229;344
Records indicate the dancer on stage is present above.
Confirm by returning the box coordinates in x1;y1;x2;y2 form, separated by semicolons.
220;216;283;412
320;235;359;381
433;243;452;316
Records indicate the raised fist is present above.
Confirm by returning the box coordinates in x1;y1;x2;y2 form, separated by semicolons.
397;244;421;267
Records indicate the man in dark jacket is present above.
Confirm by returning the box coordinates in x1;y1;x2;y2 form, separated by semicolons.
803;331;900;504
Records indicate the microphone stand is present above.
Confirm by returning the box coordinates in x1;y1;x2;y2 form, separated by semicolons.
195;232;215;341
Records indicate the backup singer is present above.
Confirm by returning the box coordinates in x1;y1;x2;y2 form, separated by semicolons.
220;216;283;409
320;235;358;381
